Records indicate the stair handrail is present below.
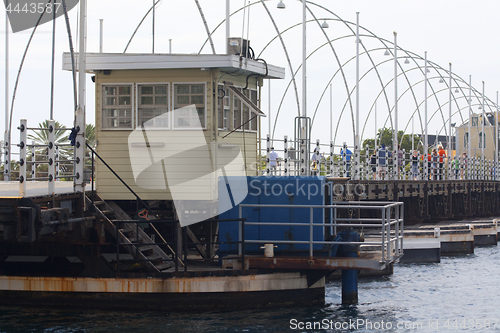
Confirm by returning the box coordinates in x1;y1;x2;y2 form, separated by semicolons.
86;142;155;216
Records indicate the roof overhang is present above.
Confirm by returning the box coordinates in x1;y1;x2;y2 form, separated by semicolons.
62;53;285;79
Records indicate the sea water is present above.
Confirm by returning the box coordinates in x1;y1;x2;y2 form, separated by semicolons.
0;246;499;333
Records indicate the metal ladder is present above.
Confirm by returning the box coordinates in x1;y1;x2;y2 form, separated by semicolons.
86;196;173;273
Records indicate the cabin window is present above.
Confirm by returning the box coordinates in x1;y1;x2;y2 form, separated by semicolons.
173;83;206;129
464;132;469;148
137;84;169;128
243;90;250;131
250;89;258;131
102;85;133;129
233;92;242;130
235;88;258;132
217;84;231;130
479;132;486;148
472;117;478;126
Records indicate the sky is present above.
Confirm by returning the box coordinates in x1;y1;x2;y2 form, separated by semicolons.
1;0;500;151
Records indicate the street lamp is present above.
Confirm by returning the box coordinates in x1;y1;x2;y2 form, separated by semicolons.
277;1;285;9
321;19;329;28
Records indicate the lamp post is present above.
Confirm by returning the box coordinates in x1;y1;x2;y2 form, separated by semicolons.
448;63;452;180
354;12;360;180
424;51;428;181
393;31;398;180
330;83;332;142
496;91;499;180
468;75;471;180
74;0;87;192
4;6;9;182
481;81;485;178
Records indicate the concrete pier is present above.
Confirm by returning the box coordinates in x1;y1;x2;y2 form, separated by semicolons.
402;218;498;263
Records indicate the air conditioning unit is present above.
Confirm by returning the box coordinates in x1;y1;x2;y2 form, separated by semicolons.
227;38;250;57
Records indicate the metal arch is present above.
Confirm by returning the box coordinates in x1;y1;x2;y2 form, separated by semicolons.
194;0;216;54
392;70;486;143
196;0;495;149
361;65;425;145
268;34;352;140
398;72;485;145
259;0;301;116
373;44;450;140
123;0;162;53
304;7;356;144
374;54;455;141
304;3;420;145
8;2;51;138
396;80;464;140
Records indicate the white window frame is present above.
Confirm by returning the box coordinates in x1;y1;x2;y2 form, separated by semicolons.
217;84;231;131
136;82;170;130
479;132;486;148
101;83;134;130
172;82;207;130
232;86;258;133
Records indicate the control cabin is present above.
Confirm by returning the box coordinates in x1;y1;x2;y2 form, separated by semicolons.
62;52;285;203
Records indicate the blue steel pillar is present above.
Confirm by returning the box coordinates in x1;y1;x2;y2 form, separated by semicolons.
338;230;360;305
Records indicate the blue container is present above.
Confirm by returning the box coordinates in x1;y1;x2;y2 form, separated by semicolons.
218;176;325;257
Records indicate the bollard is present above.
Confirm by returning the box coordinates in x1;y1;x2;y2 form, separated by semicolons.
338;230;360;305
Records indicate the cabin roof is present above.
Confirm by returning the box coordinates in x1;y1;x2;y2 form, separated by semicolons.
62;53;285;79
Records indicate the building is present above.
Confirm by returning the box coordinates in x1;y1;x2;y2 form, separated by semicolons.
456;113;498;160
63;52;285;208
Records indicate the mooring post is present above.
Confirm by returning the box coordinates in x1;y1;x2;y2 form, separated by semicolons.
339;230;360;305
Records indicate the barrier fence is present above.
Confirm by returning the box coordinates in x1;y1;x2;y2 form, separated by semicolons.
262;135;499;181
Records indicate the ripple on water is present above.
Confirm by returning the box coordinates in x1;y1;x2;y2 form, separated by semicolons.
0;246;499;332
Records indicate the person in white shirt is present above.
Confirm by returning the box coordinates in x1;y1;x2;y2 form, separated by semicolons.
311;148;320;175
270;147;279;174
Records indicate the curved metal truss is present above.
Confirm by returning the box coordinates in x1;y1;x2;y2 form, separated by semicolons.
125;0;498;153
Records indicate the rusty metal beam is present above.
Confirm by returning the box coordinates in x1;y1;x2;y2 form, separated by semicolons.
245;255;388;271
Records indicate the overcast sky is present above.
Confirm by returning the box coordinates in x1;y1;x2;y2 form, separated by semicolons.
1;0;500;149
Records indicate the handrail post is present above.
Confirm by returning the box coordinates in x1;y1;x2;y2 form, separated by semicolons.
284;135;289;176
48;120;55;195
386;206;392;261
174;222;179;272
31;140;36;181
395;203;400;261
309;207;313;257
381;206;386;261
183;226;188;272
266;134;270;175
241;218;245;272
329;141;334;176
91;148;95;204
238;205;243;256
19;119;27;197
116;221;120;276
400;203;404;257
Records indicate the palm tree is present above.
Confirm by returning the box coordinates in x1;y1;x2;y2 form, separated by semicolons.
27;120;71;178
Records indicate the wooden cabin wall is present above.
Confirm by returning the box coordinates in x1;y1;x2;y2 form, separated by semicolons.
94;68;260;201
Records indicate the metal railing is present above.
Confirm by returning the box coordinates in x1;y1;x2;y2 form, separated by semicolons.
16;119;82;196
238;201;404;264
111;218;247;275
261;136;499;181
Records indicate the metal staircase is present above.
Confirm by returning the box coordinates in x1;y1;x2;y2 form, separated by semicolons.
86;196;173;273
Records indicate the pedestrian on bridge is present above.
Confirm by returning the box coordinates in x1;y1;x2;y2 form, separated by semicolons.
411;150;419;180
378;144;390;180
370;150;377;180
438;145;446;180
431;149;439;180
